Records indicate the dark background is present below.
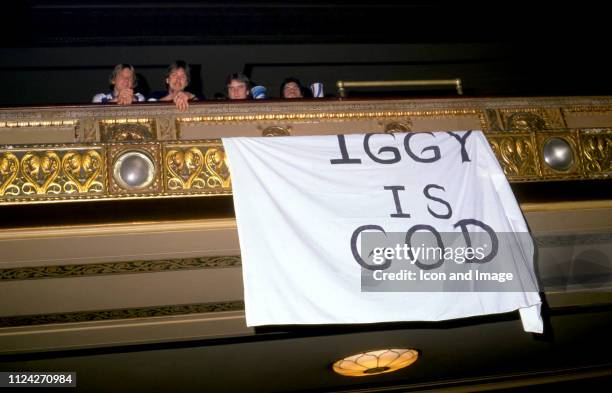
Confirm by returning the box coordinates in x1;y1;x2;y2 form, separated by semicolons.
1;1;611;105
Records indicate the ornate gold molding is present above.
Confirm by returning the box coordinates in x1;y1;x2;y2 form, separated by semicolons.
1;129;611;204
164;142;231;192
260;126;291;137
563;105;612;115
497;108;560;132
382;120;412;133
99;118;156;142
580;129;612;178
0;147;106;199
178;109;484;124
488;133;541;181
0;256;241;281
0;120;77;128
535;131;583;179
108;143;162;195
0;300;245;328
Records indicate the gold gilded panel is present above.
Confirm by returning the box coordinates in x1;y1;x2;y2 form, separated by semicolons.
0;147;106;199
260;126;291;137
535;131;583;179
542;108;567;129
487;133;541;181
0;152;19;196
157;116;177;140
498;109;549;132
381;120;413;133
484;109;503;132
164;141;231;193
107;143;162;194
579;129;612;178
99;118;156;142
0;120;78;128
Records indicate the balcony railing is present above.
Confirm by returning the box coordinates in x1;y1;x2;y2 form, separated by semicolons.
1;96;611;205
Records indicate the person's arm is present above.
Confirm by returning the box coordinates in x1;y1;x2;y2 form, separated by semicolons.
172;91;196;111
116;89;135;105
92;93;108;103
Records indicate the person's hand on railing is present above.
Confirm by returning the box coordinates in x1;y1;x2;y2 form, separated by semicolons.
172;91;195;111
115;88;135;105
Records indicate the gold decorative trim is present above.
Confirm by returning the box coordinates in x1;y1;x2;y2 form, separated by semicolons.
0;120;77;128
498;109;551;131
260;126;291;137
1;127;611;204
0;256;241;281
579;129;612;178
0;300;245;328
178;109;488;136
563;105;612;115
535;131;583;179
488;133;541;181
157;116;176;140
178;109;483;124
108;143;162;195
543;108;567;129
164;142;231;192
99;118;156;142
0;147;106;198
382;120;412;133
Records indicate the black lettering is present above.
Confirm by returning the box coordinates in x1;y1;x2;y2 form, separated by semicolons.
351;225;391;270
405;224;445;270
384;185;411;218
364;133;401;164
404;133;441;163
330;134;362;164
423;184;453;219
454;218;498;263
447;131;472;163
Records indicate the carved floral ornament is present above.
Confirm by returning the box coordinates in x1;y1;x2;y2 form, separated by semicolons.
505;111;546;132
164;145;231;191
0;149;104;197
487;134;540;179
580;130;612;176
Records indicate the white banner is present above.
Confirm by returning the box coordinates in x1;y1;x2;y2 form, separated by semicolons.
223;131;543;333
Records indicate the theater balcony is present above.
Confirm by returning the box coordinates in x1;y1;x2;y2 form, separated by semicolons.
0;95;611;392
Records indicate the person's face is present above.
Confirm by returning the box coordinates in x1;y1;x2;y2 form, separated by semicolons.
167;68;189;93
227;80;248;99
113;68;134;92
283;82;302;98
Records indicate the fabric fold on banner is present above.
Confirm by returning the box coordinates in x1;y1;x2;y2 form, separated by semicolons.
223;131;543;333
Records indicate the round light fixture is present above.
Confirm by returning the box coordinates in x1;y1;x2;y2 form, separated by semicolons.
543;137;574;171
113;151;155;190
332;348;418;377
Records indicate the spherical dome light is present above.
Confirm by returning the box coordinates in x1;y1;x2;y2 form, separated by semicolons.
113;151;155;190
543;137;574;171
332;348;418;377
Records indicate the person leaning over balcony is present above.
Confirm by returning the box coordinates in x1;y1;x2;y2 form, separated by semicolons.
148;60;199;111
280;77;307;99
226;73;251;100
92;64;145;105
